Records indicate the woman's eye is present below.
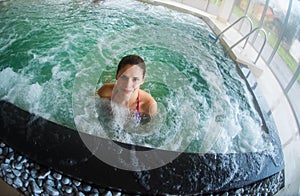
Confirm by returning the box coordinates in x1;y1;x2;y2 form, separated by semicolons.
120;75;127;80
133;78;139;81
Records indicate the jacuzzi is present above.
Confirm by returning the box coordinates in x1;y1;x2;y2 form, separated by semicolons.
0;0;284;194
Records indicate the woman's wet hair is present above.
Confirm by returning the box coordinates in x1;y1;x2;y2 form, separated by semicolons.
116;55;146;79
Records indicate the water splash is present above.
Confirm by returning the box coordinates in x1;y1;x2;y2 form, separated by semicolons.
0;0;271;154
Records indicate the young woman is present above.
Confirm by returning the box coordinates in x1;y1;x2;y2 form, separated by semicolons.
97;55;157;123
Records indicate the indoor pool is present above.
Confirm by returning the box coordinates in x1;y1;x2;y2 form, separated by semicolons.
0;0;269;153
0;0;284;194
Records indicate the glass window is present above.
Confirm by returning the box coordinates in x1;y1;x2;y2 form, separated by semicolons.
287;67;300;129
229;0;253;34
270;0;299;88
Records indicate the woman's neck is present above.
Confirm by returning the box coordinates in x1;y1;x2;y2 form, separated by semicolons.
112;88;139;108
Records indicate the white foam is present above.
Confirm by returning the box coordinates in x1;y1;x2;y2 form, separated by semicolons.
0;0;272;153
0;67;43;114
0;68;19;99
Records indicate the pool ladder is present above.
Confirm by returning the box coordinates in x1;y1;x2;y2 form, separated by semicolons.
211;15;267;64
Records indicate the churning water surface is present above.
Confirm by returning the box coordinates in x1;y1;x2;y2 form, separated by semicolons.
0;0;271;153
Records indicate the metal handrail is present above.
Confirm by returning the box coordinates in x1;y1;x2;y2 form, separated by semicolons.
227;27;267;64
214;15;253;48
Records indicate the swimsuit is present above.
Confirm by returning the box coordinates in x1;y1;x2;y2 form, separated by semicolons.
110;89;142;120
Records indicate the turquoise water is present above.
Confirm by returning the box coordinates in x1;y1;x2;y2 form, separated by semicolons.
0;0;270;153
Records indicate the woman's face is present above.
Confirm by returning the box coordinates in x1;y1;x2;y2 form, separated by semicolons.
115;65;145;99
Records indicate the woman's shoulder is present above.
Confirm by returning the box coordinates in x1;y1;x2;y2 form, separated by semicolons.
97;83;115;98
139;89;157;115
139;89;156;104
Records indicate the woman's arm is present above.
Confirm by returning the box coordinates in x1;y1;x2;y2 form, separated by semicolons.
139;90;157;116
97;83;114;98
148;100;157;116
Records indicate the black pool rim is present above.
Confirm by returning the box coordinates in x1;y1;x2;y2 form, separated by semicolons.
0;62;284;195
